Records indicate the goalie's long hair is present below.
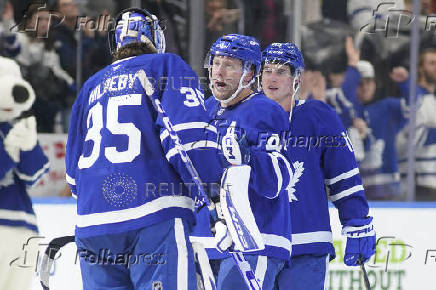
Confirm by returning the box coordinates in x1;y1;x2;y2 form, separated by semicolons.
112;42;155;62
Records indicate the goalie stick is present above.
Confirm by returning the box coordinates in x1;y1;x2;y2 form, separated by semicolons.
144;72;261;289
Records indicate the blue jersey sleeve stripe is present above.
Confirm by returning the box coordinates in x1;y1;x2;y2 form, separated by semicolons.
324;167;360;186
15;161;49;184
0;209;37;226
76;196;194;228
292;231;332;245
329;184;364;202
160;122;217;142
165;140;219;160
66;173;76;185
266;152;282;199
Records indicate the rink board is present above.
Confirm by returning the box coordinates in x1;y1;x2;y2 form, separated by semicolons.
26;200;436;290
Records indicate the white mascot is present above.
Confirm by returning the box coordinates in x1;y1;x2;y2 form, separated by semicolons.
0;56;49;290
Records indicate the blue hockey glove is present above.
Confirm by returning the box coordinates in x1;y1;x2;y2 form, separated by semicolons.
221;125;250;166
342;216;376;266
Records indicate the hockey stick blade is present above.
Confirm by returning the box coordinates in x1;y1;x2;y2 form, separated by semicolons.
40;235;75;290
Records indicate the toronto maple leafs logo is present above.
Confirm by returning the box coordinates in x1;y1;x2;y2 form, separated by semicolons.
287;161;304;202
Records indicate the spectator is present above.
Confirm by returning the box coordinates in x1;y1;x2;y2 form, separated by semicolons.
324;37;366;161
242;0;287;48
13;3;74;133
394;48;436;200
0;1;21;58
81;0;114;76
52;0;80;79
206;0;239;50
355;61;407;200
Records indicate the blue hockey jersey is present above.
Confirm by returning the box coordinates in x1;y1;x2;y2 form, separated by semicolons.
396;79;436;189
284;99;369;259
324;66;362;128
357;98;407;199
66;53;223;238
0;122;49;232
191;93;293;261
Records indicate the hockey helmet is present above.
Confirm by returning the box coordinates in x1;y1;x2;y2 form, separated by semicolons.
262;43;305;76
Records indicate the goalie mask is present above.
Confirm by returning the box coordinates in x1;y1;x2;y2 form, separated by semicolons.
207;34;261;104
108;8;166;54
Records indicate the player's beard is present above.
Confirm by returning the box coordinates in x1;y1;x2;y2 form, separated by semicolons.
212;80;238;101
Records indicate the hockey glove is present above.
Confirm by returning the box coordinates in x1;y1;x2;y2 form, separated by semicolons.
4;116;38;162
221;126;250;166
214;220;233;253
342;216;376;266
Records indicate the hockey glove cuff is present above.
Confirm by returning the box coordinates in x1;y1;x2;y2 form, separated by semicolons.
342;216;376;266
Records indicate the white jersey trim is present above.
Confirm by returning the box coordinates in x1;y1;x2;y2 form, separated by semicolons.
261;233;292;252
160;122;217;142
189;233;292;253
76;196;194;228
165;141;219;160
0;209;37;226
14;161;49;183
175;218;188;290
416;174;436;188
362;172;400;186
325;168;360;186
292;231;333;245
66;173;76;186
329;185;364;202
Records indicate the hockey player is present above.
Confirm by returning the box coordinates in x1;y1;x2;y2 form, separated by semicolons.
199;34;293;290
66;8;223;289
261;43;376;289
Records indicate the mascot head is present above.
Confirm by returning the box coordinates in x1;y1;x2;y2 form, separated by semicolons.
0;56;35;123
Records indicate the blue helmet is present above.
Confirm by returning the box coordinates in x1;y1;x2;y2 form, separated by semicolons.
209;34;261;77
261;43;305;76
108;8;165;54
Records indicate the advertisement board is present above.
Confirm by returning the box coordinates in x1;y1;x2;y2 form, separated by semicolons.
26;202;436;290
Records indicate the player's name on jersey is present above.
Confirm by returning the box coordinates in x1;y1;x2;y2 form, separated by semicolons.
88;69;202;105
89;70;145;105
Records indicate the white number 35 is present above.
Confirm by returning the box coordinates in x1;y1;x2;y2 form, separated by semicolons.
78;94;141;169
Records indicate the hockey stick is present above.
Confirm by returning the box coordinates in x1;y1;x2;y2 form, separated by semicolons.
40;235;75;290
358;259;371;290
149;93;261;290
